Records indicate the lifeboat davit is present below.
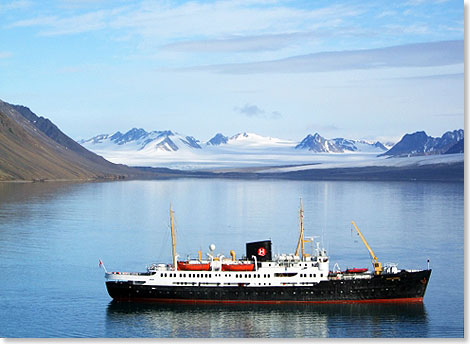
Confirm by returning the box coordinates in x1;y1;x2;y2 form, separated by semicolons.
345;268;368;273
177;261;211;271
222;263;255;271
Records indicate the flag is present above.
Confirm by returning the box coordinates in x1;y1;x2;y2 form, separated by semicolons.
99;259;103;268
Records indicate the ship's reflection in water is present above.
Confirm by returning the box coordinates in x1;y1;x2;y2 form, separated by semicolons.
105;301;428;338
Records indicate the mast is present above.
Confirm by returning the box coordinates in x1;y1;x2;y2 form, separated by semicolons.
295;198;305;259
170;204;177;270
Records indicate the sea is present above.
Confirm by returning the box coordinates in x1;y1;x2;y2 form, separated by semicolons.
0;179;463;338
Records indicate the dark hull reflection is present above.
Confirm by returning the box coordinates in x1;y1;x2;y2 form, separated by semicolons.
106;301;428;338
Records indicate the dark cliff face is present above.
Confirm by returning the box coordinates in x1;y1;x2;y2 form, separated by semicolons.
381;130;464;157
382;131;430;156
0;100;145;181
444;138;464;154
207;133;229;146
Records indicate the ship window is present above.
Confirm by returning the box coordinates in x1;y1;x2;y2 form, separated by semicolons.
314;274;316;277
160;273;163;277
320;274;323;277
310;274;312;277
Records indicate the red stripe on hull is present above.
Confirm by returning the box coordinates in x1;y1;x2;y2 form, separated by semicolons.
113;297;424;304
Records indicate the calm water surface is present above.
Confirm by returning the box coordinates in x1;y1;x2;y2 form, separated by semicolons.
0;179;463;338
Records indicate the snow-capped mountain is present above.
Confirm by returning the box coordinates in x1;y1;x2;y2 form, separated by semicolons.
381;129;464;157
295;133;388;153
79;128;201;152
222;132;295;148
206;133;228;146
78;128;394;170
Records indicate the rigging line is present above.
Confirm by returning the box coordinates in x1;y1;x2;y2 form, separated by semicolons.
156;218;170;262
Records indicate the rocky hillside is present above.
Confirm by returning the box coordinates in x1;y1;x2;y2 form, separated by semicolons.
0;100;148;181
380;130;464;157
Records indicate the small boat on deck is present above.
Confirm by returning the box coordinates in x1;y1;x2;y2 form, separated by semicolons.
221;263;255;271
177;261;211;271
345;268;368;273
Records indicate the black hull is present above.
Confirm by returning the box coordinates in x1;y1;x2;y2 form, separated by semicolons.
106;269;431;304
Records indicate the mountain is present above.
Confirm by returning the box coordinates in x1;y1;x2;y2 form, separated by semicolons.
444;138;464;154
80;129;393;170
224;132;294;148
206;133;229;146
295;133;343;152
381;130;464;157
0;100;146;181
80;129;201;152
295;133;388;153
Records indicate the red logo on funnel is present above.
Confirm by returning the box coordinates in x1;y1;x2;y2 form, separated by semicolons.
258;247;266;256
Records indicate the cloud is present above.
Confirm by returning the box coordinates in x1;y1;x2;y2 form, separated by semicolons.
10;7;128;36
431;113;463;118
7;1;363;42
0;0;31;12
0;51;12;59
162;32;314;53
185;40;463;74
234;104;282;119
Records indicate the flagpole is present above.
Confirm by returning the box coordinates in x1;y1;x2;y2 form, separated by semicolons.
99;259;108;273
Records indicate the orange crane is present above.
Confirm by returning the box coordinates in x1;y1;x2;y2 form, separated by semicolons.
351;221;383;275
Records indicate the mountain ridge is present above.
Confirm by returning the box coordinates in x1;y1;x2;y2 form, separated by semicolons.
81;128;391;153
0;100;158;181
380;129;464;157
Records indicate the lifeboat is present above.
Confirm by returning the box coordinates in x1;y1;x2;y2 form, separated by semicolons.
222;263;255;271
345;268;368;273
177;261;211;271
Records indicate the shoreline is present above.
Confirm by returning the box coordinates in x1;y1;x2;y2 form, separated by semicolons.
0;161;462;183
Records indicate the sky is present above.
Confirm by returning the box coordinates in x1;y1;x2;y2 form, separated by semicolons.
0;0;464;143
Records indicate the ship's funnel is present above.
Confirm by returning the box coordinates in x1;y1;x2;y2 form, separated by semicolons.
246;240;272;262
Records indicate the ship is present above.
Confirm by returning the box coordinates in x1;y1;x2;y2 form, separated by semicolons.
102;201;431;304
